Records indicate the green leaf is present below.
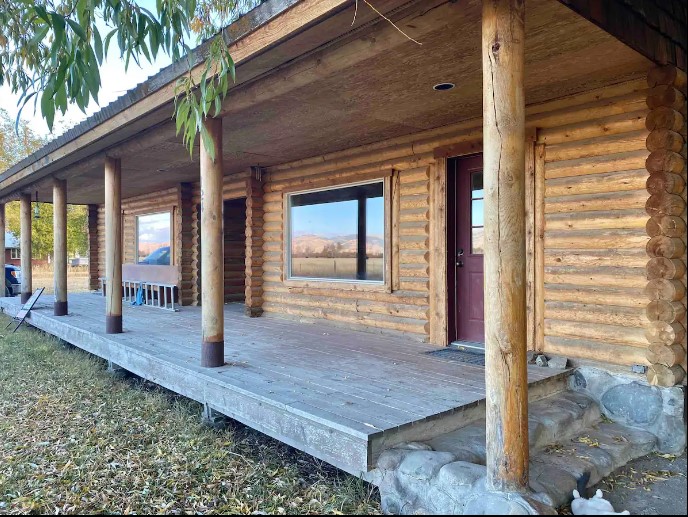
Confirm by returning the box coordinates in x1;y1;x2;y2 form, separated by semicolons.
29;25;50;48
41;87;56;131
55;83;67;114
93;27;104;64
66;19;88;42
104;28;118;55
34;5;50;23
51;13;66;46
200;124;214;162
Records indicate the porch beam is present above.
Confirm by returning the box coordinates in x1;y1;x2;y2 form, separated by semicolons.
482;0;529;493
19;193;32;303
104;157;122;333
200;117;225;367
53;178;68;316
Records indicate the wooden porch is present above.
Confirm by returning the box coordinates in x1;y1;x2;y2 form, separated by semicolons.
0;293;564;476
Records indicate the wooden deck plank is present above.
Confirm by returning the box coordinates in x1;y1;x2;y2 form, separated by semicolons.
0;293;566;475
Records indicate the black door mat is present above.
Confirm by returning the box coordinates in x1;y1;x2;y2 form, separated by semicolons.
426;348;486;366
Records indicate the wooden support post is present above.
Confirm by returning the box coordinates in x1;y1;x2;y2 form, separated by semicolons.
482;0;529;493
19;193;32;304
104;157;122;333
200;118;225;367
0;203;5;297
245;169;264;317
53;178;68;316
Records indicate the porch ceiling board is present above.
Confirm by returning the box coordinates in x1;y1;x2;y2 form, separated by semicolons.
6;0;651;205
0;294;565;474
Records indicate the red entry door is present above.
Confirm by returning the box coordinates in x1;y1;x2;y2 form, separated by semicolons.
447;154;485;345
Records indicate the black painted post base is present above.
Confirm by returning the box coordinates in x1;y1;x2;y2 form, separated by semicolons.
201;341;225;367
54;301;68;316
106;314;123;334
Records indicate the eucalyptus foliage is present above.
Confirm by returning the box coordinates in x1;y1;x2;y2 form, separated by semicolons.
0;0;262;159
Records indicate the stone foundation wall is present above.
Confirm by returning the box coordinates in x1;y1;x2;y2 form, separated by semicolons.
569;366;686;453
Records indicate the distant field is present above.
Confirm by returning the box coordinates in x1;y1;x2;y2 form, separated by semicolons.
291;257;383;281
31;265;90;294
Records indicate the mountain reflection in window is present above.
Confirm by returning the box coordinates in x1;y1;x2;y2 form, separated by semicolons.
289;182;384;282
137;212;171;265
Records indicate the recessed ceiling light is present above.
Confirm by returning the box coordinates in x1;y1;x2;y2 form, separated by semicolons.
433;82;455;91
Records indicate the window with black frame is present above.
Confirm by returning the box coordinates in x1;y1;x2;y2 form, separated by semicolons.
288;181;385;282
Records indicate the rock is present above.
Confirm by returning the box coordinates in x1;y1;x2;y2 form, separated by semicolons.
398;451;457;481
463;493;539;515
393;441;433;451
436;461;486;489
377;449;411;471
547;356;568;369
529;463;578;508
535;354;549;367
601;382;663;425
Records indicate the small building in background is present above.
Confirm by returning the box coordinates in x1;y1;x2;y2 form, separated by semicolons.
4;231;21;266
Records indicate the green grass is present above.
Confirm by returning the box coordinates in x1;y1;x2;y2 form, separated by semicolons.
0;315;380;515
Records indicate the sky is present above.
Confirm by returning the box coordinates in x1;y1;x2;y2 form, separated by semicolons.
291;198;385;238
0;0;171;138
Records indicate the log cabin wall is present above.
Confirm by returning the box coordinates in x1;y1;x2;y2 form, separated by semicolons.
259;76;660;356
93;187;182;293
223;198;247;303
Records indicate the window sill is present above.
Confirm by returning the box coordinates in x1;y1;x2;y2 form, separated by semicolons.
283;278;391;293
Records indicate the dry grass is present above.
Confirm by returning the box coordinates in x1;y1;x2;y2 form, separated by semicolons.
29;265;90;295
0;315;381;515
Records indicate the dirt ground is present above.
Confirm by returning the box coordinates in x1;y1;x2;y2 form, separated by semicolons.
586;451;687;515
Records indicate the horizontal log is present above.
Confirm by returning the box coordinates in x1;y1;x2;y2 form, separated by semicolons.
545;284;647;308
545;169;646;197
645;192;686;218
645;321;686;347
645;278;686;302
544;318;648;347
546;149;647;179
648;65;687;91
545;249;648;268
647;363;685;386
646;300;687;324
646;129;685;153
546;190;647;214
543;335;649;366
545;229;648;249
646;107;685;132
646;215;687;238
646;343;685;368
646;236;686;259
646;85;686;111
545;130;647;163
266;283;429;305
544;301;647;327
538;110;647;145
646;173;686;195
645;149;686;174
546;210;646;231
544;266;645;288
646;257;687;280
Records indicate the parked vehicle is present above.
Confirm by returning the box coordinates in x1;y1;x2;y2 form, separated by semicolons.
5;264;21;297
70;257;89;267
138;246;171;266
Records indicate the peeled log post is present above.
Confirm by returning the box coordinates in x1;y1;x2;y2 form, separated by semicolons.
53;178;68;316
482;0;529;493
200;117;225;367
647;300;686;324
19;193;32;303
647;363;686;386
104;158;122;333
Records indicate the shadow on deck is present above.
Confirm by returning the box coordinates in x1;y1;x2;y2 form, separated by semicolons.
0;293;566;475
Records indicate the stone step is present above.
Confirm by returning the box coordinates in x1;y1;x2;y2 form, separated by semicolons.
529;423;657;508
425;390;602;465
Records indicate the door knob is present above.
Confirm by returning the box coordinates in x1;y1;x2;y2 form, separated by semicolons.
457;260;464;268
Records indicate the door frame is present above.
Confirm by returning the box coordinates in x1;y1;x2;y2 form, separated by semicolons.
429;133;539;349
